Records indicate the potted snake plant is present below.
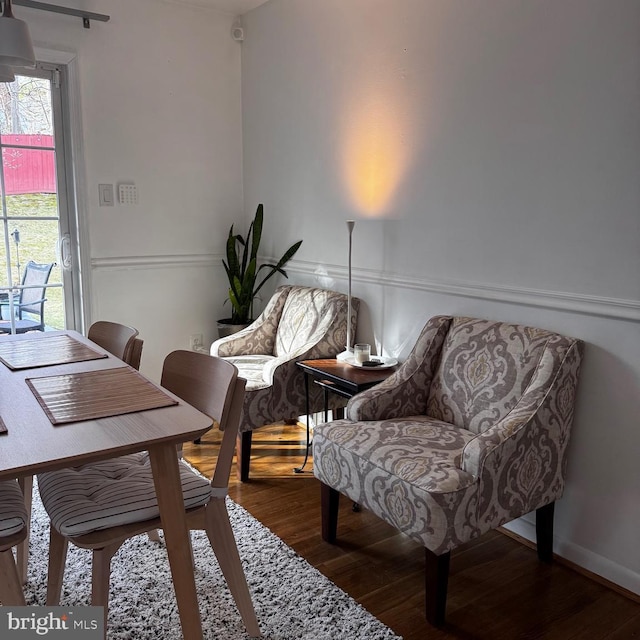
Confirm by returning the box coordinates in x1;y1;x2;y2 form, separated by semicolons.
218;203;302;337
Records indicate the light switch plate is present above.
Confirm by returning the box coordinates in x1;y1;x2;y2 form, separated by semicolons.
98;184;114;206
118;183;138;205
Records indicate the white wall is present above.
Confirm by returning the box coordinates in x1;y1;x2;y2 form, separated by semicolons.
241;0;640;594
21;0;244;379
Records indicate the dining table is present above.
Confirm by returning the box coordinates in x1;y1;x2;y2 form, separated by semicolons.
0;330;213;639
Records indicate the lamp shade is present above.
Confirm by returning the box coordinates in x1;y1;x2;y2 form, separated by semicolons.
0;64;15;83
0;1;35;68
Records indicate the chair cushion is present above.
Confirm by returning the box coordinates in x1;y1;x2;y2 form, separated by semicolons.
222;354;275;390
38;453;212;537
313;416;480;554
0;480;28;538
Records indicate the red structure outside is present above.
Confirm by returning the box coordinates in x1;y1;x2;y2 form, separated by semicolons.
1;134;57;195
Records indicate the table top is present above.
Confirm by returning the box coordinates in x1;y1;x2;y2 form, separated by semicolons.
298;358;397;395
0;330;212;480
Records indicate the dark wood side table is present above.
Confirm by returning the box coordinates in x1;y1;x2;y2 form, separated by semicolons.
295;358;398;473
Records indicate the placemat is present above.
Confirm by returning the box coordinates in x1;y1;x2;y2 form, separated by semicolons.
0;334;108;370
26;367;178;425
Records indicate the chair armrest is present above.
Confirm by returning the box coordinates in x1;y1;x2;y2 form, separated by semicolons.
461;340;583;482
262;331;340;383
211;315;275;357
16;298;46;308
347;316;452;421
211;286;291;357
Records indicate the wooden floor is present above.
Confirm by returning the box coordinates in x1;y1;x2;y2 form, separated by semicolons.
183;423;640;640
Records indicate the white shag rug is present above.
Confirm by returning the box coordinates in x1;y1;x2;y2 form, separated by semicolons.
23;484;402;640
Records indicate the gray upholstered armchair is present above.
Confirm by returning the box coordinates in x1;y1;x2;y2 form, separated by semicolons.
211;285;359;481
313;315;583;626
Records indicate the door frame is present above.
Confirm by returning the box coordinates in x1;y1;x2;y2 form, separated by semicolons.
35;46;92;334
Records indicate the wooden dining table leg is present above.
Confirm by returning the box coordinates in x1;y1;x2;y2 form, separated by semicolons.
148;443;203;640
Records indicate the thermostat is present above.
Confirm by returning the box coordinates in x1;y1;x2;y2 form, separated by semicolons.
118;183;138;205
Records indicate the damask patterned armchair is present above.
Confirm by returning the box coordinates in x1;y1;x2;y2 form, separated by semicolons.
313;315;583;626
211;285;359;481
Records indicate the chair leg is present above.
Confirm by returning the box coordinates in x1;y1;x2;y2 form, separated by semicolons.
46;528;69;605
205;498;261;637
92;543;120;637
236;432;252;482
0;548;26;605
425;548;449;627
17;474;33;584
147;529;161;542
536;501;555;563
320;483;340;543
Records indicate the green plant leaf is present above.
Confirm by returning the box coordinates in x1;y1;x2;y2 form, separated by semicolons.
221;203;302;324
250;204;263;263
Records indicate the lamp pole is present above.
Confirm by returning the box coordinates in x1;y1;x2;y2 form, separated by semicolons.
337;220;355;361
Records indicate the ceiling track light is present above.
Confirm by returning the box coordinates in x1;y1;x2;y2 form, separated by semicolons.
0;0;36;68
0;0;110;82
13;1;110;29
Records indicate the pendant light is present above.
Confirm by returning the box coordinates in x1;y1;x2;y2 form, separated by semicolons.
0;0;36;68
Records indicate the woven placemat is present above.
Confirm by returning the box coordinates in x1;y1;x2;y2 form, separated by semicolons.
26;367;178;425
0;334;108;370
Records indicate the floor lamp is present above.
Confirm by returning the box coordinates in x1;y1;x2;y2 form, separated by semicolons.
336;220;355;361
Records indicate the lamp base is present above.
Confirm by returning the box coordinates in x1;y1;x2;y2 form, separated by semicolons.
336;349;353;362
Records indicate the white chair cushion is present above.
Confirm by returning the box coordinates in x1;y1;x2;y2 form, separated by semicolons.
37;452;211;537
223;354;275;390
0;480;28;538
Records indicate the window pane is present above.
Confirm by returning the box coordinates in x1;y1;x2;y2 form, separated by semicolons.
0;218;64;330
0;76;53;137
3;149;57;212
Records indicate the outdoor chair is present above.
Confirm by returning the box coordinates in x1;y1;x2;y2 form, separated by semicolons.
211;284;359;481
313;315;584;626
37;351;260;637
0;260;54;333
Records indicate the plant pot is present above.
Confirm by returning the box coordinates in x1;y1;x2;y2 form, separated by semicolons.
217;319;252;339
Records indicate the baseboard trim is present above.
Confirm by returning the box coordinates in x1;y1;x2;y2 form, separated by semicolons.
501;520;640;602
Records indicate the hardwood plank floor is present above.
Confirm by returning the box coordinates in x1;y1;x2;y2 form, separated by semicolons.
183;423;640;640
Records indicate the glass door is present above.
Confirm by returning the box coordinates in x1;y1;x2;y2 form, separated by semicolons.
0;65;80;333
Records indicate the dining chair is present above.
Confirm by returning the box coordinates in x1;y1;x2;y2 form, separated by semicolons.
14;321;146;584
37;351;260;637
87;321;140;366
0;479;29;605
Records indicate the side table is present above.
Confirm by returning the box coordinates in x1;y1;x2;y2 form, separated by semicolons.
295;358;397;473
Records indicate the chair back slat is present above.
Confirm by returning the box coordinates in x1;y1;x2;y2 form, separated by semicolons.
161;350;238;431
88;321;139;363
160;351;242;487
18;261;55;326
125;337;144;370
